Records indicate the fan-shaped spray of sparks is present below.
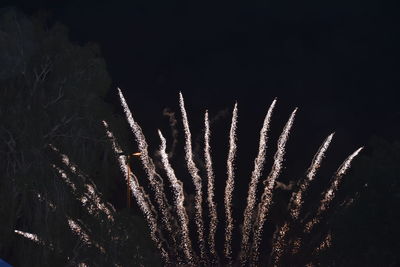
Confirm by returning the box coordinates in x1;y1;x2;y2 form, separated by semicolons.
117;88;177;253
204;110;219;265
224;103;238;264
158;130;195;264
239;99;276;265
250;108;297;265
103;121;170;263
179;92;207;264
101;89;362;266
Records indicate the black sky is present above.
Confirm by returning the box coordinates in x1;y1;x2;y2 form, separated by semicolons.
8;0;400;160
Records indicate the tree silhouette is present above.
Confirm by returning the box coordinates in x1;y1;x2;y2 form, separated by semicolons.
0;7;159;266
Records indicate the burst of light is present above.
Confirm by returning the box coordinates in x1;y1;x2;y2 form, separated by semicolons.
97;89;363;266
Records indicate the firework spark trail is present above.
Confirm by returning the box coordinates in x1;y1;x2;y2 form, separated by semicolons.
67;218;106;254
290;133;334;220
204;110;219;265
103;121;170;263
239;99;276;265
250;108;297;265
49;145;115;221
117;88;177;249
48;144;77;173
52;164;76;192
15;229;56;251
84;183;115;221
179;92;207;264
68;219;92;245
269;222;290;266
52;167;114;222
52;163;114;220
158;130;195;264
269;134;334;265
315;232;332;253
14;230;41;244
224;103;238;265
305;147;363;233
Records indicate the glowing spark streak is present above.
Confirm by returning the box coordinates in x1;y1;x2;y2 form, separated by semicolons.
251;108;297;265
85;183;114;222
270;134;334;264
117;88;176;247
67;218;105;253
158;130;195;264
290;133;334;220
51;163;114;222
14;230;41;243
305;147;363;233
315;232;332;253
48;144;77;173
103;121;170;263
179;92;207;263
204;110;219;265
68;219;91;245
240;99;276;265
52;164;77;192
50;145;115;221
224;103;238;264
269;222;289;266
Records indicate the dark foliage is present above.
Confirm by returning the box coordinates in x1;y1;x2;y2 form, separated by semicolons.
0;7;160;266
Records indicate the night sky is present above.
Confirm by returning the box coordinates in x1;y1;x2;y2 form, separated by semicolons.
4;0;397;178
12;0;399;147
9;0;400;200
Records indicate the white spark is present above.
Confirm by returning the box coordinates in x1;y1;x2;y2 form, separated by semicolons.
103;121;171;263
117;88;176;249
224;102;238;264
14;230;41;243
269;133;334;265
158;130;195;264
251;108;297;265
204;110;219;265
305;147;363;233
240;98;276;265
179;92;207;264
290;133;334;220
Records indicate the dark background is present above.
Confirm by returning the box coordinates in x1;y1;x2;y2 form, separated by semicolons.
13;0;400;145
2;0;400;266
12;0;400;182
